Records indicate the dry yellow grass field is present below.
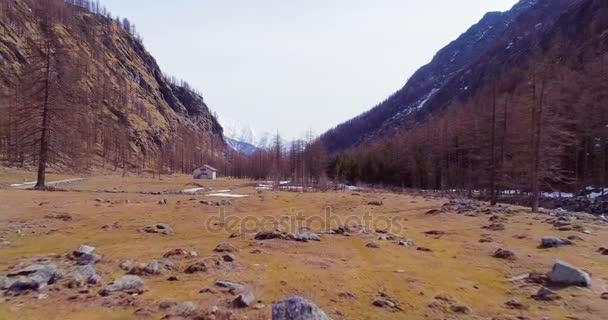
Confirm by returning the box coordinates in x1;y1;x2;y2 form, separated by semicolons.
0;169;607;320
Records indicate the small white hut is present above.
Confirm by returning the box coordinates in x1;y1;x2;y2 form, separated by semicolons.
193;165;218;180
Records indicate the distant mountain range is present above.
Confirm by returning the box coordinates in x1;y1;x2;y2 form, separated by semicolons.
220;116;275;154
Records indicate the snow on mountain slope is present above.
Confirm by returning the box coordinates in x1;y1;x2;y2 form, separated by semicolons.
219;116;276;154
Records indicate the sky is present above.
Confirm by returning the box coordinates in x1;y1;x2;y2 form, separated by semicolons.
101;0;519;140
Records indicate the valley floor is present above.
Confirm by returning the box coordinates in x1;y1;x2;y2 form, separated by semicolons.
0;169;607;319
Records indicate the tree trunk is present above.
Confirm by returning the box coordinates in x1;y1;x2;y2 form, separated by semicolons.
35;42;52;190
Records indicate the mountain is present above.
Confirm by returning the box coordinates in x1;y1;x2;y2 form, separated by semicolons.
324;0;608;194
320;0;548;153
220;116;276;154
0;0;225;170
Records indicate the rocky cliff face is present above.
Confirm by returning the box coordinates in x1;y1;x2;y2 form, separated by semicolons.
0;0;225;166
320;0;583;153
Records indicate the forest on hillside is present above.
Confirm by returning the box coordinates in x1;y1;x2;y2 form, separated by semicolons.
0;0;225;187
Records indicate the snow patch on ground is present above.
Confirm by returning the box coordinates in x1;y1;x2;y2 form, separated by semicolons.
207;193;249;198
182;187;205;194
11;178;85;188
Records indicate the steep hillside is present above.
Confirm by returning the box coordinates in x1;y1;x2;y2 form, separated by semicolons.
326;0;608;197
0;0;225;171
321;0;559;152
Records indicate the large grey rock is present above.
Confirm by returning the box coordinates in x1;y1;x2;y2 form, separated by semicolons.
100;275;145;296
549;260;591;287
541;237;573;248
272;296;331;320
6;263;62;292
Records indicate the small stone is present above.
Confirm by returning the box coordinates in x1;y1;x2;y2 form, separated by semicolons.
505;299;526;310
600;292;608;300
167;276;179;281
222;254;236;262
417;247;432;252
450;304;472;314
214;242;238;253
493;248;515;260
398;239;415;247
366;242;380;249
134;307;155;318
367;201;383;206
184;261;209;274
159;301;177;309
158;198;168;205
139;223;175;235
373;298;398;310
533;287;560;301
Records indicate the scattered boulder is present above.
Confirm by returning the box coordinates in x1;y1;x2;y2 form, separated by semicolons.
163;249;198;259
255;231;285;240
505;299;526;310
214;243;238;253
449;304;472;314
222;254;236;262
540;236;573;248
134;307;156;318
139;224;175;235
493;248;515;260
6;263;62;293
366;242;380;249
129;259;175;276
233;290;256;308
548;260;591;287
214;280;244;293
66;265;101;288
184;261;209;274
0;276;13;290
77;253;101;266
372;293;401;311
417;247;433;252
272;296;330;320
163;301;200;319
532;287;560;301
424;230;446;237
398;239;415;247
158;198;168;205
598;247;608;255
483;223;505;231
367;201;384;206
119;260;135;271
290;231;321;242
73;245;96;257
99;275;145;296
